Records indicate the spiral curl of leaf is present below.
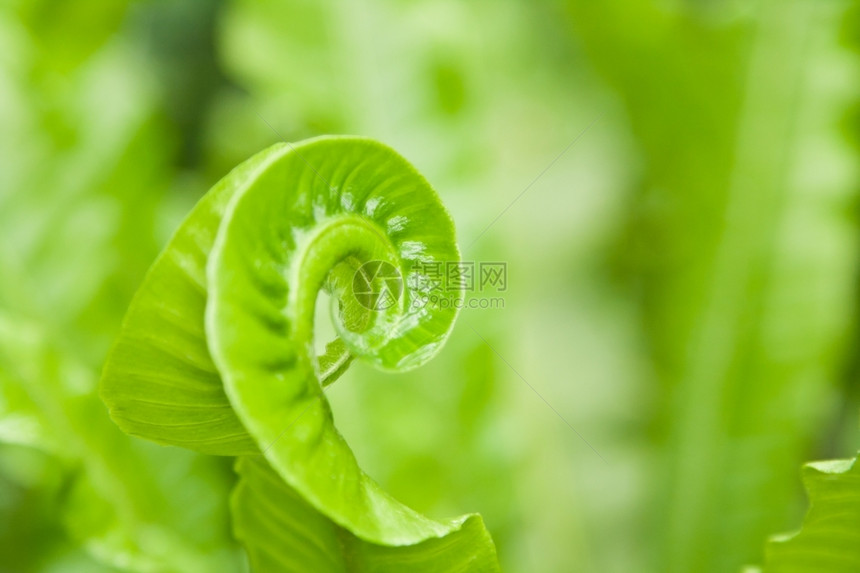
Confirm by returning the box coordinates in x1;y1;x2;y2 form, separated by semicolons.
100;137;500;572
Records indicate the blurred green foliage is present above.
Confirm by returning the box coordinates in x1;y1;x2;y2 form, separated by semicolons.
1;0;859;572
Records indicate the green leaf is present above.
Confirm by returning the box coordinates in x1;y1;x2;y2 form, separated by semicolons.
101;136;500;569
758;456;860;573
233;456;499;573
100;146;271;455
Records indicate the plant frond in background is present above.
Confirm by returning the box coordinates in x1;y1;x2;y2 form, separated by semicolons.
566;1;860;570
749;455;860;572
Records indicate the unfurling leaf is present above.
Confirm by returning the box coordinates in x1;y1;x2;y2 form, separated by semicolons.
100;136;500;571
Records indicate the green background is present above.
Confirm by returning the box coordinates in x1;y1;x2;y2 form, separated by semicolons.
1;1;859;572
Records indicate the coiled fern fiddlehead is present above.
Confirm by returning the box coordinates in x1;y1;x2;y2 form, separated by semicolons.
100;136;501;572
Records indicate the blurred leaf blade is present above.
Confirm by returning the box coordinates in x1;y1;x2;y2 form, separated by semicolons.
566;1;860;571
0;313;242;573
760;456;860;572
0;3;243;569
